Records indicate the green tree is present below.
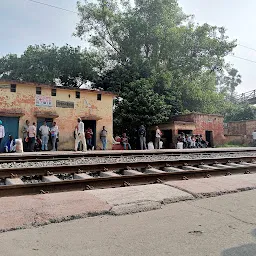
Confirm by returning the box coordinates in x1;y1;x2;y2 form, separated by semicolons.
217;66;242;101
75;0;236;72
75;0;237;127
224;104;256;122
114;77;172;131
0;44;100;87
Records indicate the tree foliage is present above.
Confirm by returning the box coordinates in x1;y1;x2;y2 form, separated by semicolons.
75;0;237;131
217;66;242;101
114;77;172;131
224;104;256;122
0;44;99;87
0;0;244;132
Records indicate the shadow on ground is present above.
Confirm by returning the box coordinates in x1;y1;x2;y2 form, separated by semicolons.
221;229;256;256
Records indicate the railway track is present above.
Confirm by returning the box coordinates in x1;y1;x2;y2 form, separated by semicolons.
0;147;256;163
0;152;256;197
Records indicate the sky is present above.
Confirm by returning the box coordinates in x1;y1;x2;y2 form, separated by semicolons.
1;0;256;94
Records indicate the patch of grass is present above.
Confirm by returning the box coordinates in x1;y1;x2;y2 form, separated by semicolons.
216;142;249;148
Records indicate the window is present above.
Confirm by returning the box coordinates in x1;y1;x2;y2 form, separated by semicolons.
51;89;56;96
36;87;41;95
97;94;102;101
76;91;80;99
10;84;16;93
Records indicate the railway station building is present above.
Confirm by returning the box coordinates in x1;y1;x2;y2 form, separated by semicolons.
151;113;225;148
0;80;115;151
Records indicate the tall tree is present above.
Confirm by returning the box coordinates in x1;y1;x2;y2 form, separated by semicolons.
75;0;236;73
217;66;242;101
75;0;237;131
0;44;100;87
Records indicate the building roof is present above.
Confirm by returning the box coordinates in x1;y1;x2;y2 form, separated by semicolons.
0;79;116;96
172;112;224;118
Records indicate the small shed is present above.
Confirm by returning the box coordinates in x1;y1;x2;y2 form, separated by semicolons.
150;113;225;148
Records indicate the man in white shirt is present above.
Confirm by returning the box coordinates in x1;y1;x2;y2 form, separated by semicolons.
39;121;50;151
252;130;256;146
75;118;87;152
155;126;162;149
28;122;36;152
50;122;59;151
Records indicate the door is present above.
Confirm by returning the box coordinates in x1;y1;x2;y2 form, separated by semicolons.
83;120;96;147
0;116;19;152
37;118;53;135
205;131;213;147
162;130;172;149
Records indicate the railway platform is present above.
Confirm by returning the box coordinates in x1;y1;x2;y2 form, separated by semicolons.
1;173;256;232
1;146;256;158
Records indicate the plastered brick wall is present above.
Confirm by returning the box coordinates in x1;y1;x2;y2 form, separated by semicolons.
227;120;256;144
0;81;114;150
227;121;247;135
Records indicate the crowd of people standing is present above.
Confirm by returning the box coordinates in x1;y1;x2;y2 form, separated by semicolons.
22;120;59;152
113;125;163;150
0;117;211;152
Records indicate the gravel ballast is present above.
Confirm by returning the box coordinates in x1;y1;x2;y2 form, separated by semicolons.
0;152;255;169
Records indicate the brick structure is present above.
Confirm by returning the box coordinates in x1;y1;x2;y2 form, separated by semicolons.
151;113;225;148
0;80;115;150
226;120;256;144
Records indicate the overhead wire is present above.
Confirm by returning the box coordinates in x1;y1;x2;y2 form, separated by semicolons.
26;0;78;14
229;55;256;64
237;43;256;53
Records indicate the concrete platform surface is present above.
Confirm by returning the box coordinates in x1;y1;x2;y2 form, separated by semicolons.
1;175;256;232
87;184;194;215
0;191;111;231
166;173;256;196
0;190;255;256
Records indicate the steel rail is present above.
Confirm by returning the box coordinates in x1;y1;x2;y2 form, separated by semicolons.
0;152;250;164
0;155;256;179
0;164;255;197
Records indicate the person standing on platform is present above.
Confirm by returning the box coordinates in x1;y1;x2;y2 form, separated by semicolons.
28;122;36;152
75;118;87;152
50;122;59;151
39;121;50;151
155;126;162;149
85;127;94;150
138;125;147;150
22;120;29;152
0;120;5;151
100;126;108;150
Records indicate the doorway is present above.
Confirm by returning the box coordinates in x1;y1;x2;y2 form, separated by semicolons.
37;118;54;150
37;118;53;135
0;116;19;152
83;120;96;147
161;130;172;149
205;131;213;147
